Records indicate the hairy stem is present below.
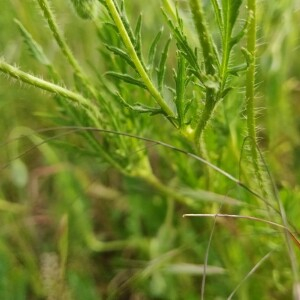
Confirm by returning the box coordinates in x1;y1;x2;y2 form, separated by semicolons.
246;0;299;288
36;0;82;74
246;0;260;182
188;0;217;159
194;92;215;152
188;0;215;75
36;0;97;98
0;59;100;123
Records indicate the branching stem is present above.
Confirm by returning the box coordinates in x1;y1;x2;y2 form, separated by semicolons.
104;0;175;118
36;0;98;98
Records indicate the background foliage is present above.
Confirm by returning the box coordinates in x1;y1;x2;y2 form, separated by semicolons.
0;0;300;299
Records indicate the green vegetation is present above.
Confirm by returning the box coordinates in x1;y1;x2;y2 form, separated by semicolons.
0;0;300;298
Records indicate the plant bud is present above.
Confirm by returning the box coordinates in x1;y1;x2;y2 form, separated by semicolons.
70;0;99;20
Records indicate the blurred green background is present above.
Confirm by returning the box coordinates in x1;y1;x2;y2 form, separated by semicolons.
1;0;300;299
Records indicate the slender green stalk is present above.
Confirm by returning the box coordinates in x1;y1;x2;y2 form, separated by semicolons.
193;95;215;152
36;0;83;74
104;0;175;118
0;59;100;122
246;1;299;286
188;0;217;155
36;0;98;98
246;0;260;179
220;11;231;92
246;1;269;200
188;0;215;75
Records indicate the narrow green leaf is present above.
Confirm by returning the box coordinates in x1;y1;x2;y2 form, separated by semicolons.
228;63;248;76
222;0;242;35
148;29;163;68
102;21;118;33
157;37;171;91
220;0;243;91
221;87;232;98
225;47;252;77
175;52;186;126
230;16;250;49
105;44;136;70
117;0;135;44
117;93;163;115
188;0;217;75
241;47;253;66
134;14;143;60
15;19;50;65
184;98;193;116
210;0;223;32
106;71;147;89
127;103;163;115
162;9;205;84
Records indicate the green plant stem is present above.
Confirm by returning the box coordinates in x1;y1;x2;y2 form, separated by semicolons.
188;0;217;158
246;0;272;213
0;59;100;123
220;21;230;92
246;1;270;201
161;0;177;20
36;0;98;98
246;0;299;287
246;1;260;179
36;0;82;73
194;93;215;152
188;0;215;75
104;0;175;118
194;106;214;187
245;0;269;198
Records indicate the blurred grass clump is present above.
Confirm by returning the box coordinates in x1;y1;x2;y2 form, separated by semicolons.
0;0;300;299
